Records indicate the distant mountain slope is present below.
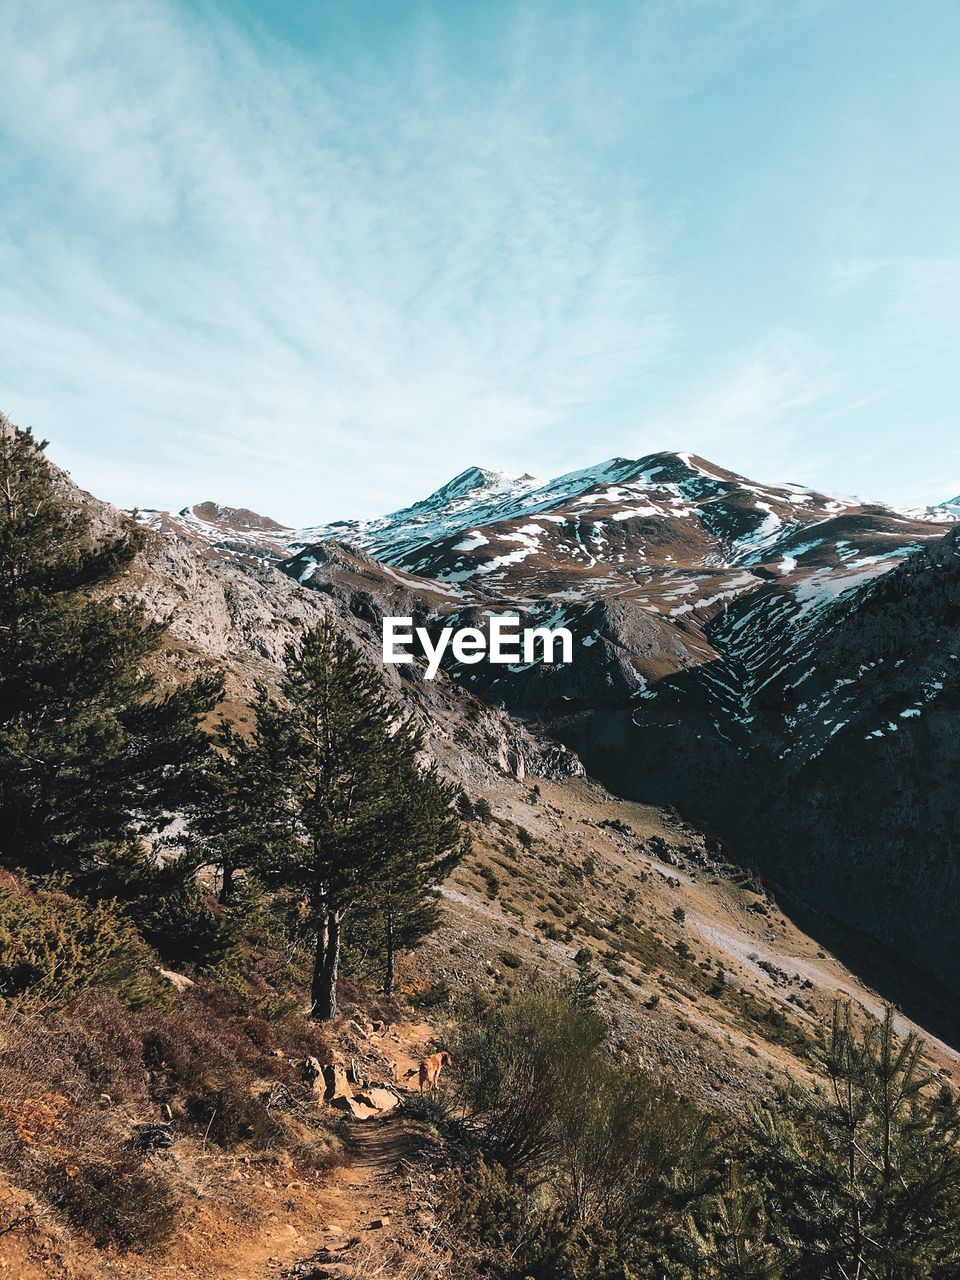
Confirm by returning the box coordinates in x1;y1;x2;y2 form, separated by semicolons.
298;465;540;562
123;508;582;788
140;452;960;997
298;451;945;597
742;526;960;987
154;451;950;708
496;522;960;997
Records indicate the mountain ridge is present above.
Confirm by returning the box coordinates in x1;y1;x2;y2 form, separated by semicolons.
134;450;960;1002
157;451;960;560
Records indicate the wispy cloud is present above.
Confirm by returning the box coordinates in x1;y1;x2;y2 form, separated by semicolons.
0;0;684;520
614;330;843;483
3;0;957;517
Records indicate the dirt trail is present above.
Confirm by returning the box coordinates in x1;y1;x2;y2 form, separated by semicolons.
279;1115;433;1279
262;1020;443;1280
82;1019;444;1280
146;1105;433;1280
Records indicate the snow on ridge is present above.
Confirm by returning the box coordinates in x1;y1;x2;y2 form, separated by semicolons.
136;457;957;620
898;500;960;524
303;461;920;572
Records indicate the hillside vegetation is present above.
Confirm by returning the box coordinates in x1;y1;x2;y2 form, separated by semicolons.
2;418;960;1278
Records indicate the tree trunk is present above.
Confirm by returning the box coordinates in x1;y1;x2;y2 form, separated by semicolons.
310;916;329;1016
218;862;235;905
314;910;342;1020
384;905;395;996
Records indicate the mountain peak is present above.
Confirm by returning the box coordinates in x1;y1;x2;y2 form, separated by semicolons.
183;501;287;533
416;465;535;509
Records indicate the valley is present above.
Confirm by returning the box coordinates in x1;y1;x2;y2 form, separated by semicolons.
4;423;960;1278
143;451;960;1014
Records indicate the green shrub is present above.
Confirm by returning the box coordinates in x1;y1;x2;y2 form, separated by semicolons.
452;988;608;1168
87;846;242;973
456;791;475;820
478;864;500;899
450;1156;638;1280
0;878;163;1008
747;1003;960;1277
537;921;563;941
447;987;722;1275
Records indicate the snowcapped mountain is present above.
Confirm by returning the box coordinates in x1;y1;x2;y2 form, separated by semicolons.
153;449;949;597
296;451;943;589
145;448;955;770
136;451;960;997
295;453;960;998
147;452;954;716
295;465;539;562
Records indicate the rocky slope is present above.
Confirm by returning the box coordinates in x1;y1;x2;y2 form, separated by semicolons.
150;451;960;1007
742;526;960;990
123;507;581;787
9;429;949;1121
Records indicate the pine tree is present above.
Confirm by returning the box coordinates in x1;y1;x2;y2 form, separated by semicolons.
750;1001;960;1279
190;722;274;904
0;419;223;871
250;617;460;1019
684;1161;782;1279
376;750;463;995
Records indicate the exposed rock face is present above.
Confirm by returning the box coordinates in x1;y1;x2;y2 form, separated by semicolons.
55;437;960;996
319;1064;353;1102
302;1060;400;1118
188;501;287;533
70;476;585;789
517;525;960;996
151;449;951;1000
352;1087;400;1114
738;526;960;989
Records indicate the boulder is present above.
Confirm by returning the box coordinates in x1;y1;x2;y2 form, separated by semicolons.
353;1087;400;1114
158;968;194;993
300;1056;323;1086
329;1094;378;1120
320;1063;353;1101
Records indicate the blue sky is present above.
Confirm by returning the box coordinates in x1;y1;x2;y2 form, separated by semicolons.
2;0;959;523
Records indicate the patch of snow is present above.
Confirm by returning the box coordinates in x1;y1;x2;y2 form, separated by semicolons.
452;531;489;552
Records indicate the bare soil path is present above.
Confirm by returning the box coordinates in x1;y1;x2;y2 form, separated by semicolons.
278;1111;444;1279
0;1018;447;1280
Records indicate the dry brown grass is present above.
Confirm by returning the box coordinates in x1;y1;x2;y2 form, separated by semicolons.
334;1235;456;1280
0;983;346;1254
